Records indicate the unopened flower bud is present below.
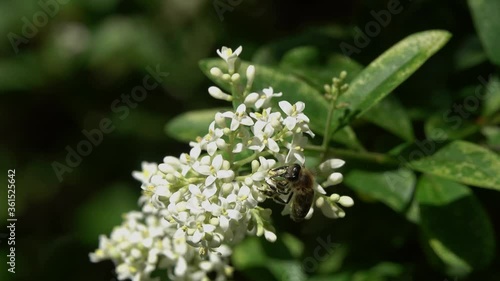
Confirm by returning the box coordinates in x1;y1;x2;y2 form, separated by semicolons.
246;65;255;87
208;86;232;101
338;196;354;207
231;73;240;82
210;67;223;77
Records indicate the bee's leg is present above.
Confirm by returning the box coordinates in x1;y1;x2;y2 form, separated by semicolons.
271;194;288;205
259;188;276;198
272;192;293;205
285;192;294;204
258;186;289;205
265;182;287;195
271;181;291;195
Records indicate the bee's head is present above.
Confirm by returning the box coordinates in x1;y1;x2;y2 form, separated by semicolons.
285;164;301;181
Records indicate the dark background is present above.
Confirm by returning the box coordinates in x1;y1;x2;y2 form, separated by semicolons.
0;0;497;280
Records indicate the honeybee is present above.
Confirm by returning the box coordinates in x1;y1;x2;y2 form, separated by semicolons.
263;164;315;222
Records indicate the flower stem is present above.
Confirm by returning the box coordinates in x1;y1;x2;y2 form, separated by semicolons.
231;82;241;110
320;95;338;161
233;151;271;170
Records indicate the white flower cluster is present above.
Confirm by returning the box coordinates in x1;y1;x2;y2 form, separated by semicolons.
90;46;353;281
89;199;232;281
137;46;352;252
143;100;313;252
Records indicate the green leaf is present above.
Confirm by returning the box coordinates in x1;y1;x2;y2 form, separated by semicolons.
307;272;351;281
334;126;366;151
363;96;415;141
0;54;44;91
482;126;500;148
281;232;304;259
112;110;174;141
268;260;307;281
424;114;480;141
344;168;415;213
251;25;352;65
333;30;451;129
280;46;363;91
280;46;322;66
468;0;500;65
165;108;228;143
232;236;307;281
232;237;268;269
454;35;488;70
481;75;500;117
316;241;349;274
75;183;138;245
199;59;364;150
407;140;500;190
417;175;495;275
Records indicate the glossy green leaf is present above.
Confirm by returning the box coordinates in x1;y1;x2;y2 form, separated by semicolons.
468;0;500;65
417;175;495;275
165;108;228;143
344;168;415;213
199;59;364;149
333;30;451;129
363;96;415;141
407;140;500;190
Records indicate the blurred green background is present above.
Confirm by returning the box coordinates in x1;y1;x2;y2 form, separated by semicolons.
0;0;499;280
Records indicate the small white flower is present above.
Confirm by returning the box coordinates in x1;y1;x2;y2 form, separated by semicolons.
216;46;242;73
250;108;282;135
212;196;243;232
192;155;234;186
227;184;258;209
222;104;254;131
245;87;283;110
249;124;280;152
258;87;283;109
132;162;158;184
279;101;314;137
284;134;307;165
200;121;226;156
